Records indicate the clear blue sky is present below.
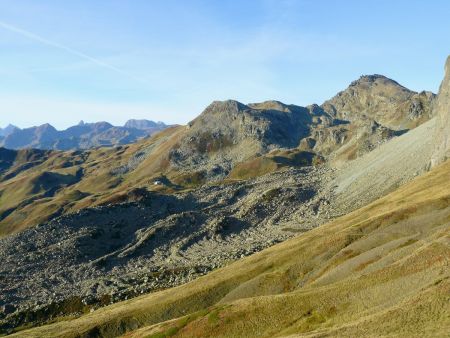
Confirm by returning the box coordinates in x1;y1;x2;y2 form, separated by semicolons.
0;0;449;129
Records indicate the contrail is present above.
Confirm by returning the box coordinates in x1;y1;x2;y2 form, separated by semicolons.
0;20;147;83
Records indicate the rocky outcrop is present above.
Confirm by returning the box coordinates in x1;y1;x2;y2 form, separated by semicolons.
431;56;450;166
166;89;430;179
322;74;435;130
169;100;318;177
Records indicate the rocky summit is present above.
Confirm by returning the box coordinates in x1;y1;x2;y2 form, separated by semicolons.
0;58;449;337
322;74;435;130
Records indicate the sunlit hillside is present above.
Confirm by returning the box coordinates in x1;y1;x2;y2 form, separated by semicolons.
11;159;450;337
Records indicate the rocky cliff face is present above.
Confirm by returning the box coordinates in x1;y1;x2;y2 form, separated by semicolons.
167;87;428;179
322;75;435;130
431;56;450;166
169;100;321;177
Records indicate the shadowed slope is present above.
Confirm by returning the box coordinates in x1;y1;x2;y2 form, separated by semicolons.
12;159;450;338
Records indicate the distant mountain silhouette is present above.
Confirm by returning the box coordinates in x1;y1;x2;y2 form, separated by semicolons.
124;119;166;130
0;124;19;137
0;120;168;150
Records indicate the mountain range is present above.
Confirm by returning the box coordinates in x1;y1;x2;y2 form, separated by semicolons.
0;57;449;337
0;124;19;137
0;74;436;236
0;119;168;150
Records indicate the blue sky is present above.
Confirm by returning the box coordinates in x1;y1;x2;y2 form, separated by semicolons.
0;0;449;129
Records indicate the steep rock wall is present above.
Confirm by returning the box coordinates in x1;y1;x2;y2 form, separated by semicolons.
431;56;450;166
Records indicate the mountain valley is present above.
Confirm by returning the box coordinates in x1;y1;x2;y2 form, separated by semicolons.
0;58;449;337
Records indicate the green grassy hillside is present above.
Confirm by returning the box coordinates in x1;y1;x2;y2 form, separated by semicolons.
11;159;450;338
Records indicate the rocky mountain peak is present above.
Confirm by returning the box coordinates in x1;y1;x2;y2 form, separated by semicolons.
322;74;435;130
201;100;249;116
124;119;166;130
248;100;291;112
34;124;58;137
187;100;249;129
349;74;406;89
0;124;19;137
36;123;56;130
4;124;17;130
90;121;114;132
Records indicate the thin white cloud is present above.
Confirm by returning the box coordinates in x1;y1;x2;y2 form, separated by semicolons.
0;20;148;84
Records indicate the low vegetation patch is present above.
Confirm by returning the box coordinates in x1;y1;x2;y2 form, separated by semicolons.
228;150;323;180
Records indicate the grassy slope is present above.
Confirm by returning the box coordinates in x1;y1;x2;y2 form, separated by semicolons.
12;160;450;338
0;127;185;236
228;149;322;180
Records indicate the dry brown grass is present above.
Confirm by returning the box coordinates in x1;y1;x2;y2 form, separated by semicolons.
0;126;189;236
10;160;450;337
228;149;321;180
